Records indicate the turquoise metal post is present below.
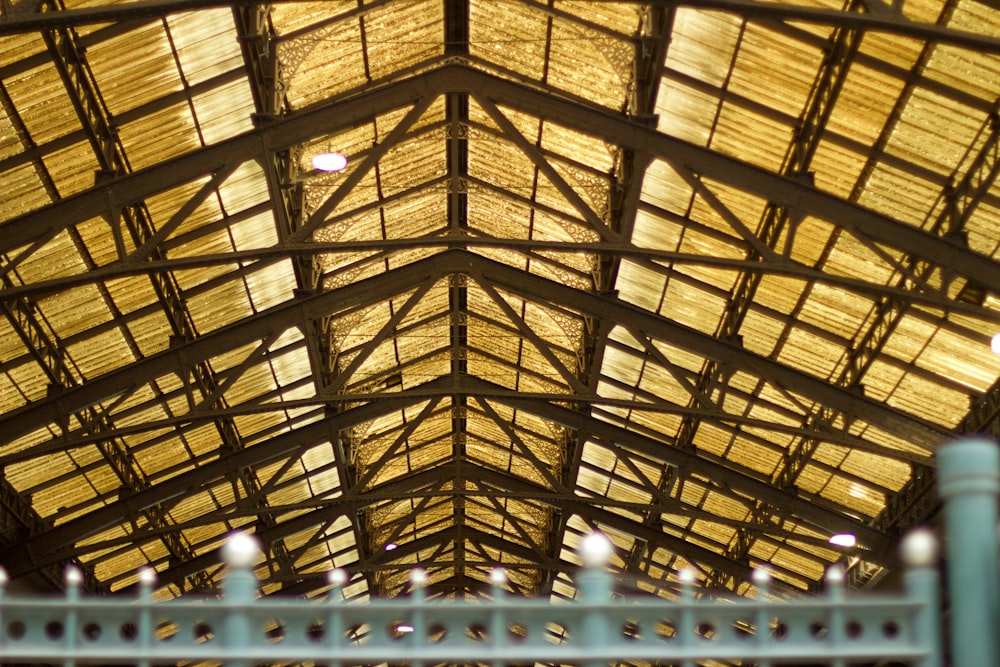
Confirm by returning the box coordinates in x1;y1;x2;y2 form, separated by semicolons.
752;568;772;667
63;567;82;667
577;532;613;667
410;568;427;667
678;567;696;667
901;529;942;667
937;437;1000;667
326;568;348;664
136;567;156;667
489;568;507;667
221;533;260;667
825;566;846;667
0;565;7;657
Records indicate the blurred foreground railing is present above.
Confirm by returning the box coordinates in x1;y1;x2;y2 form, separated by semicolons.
5;435;1000;667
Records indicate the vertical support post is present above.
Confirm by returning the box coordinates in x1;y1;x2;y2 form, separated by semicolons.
326;568;348;664
0;566;7;657
64;567;83;667
137;567;156;667
577;532;613;667
937;437;1000;667
410;569;427;667
489;568;507;667
752;568;772;667
901;529;942;667
678;568;696;667
221;533;260;667
825;566;846;667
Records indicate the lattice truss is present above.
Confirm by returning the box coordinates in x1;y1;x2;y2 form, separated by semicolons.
0;0;999;608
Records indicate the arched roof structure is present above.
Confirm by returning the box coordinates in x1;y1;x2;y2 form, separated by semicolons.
1;0;999;604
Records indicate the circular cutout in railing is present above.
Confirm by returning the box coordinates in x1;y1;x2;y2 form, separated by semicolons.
771;620;788;640
882;620;900;639
345;623;366;644
655;619;676;641
466;622;488;641
82;621;102;641
156;620;178;641
622;619;640;640
266;622;285;643
428;623;447;643
845;620;863;639
388;620;414;641
120;622;138;642
733;620;753;640
45;620;64;640
193;621;214;643
507;622;527;644
696;621;716;639
6;620;26;640
307;621;325;642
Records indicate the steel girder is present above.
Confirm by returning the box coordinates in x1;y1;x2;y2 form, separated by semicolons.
2;248;946;453
1;257;915;581
0;383;438;578
104;457;785;595
458;251;947;447
0;55;986;595
3;66;997;295
3;0;1000;54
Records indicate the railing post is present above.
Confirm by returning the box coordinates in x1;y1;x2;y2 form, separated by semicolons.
825;566;846;667
752;568;772;667
221;533;260;667
489;568;507;667
410;568;427;667
0;566;7;658
678;567;697;667
64;566;82;667
326;568;347;663
136;567;156;667
577;532;613;667
937;436;999;667
901;529;942;667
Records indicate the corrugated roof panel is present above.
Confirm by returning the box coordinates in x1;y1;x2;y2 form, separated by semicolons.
0;161;48;222
118;102;200;169
84;24;183;117
365;0;443;77
190;81;257;144
166;9;246;84
662;9;740;89
469;0;547;81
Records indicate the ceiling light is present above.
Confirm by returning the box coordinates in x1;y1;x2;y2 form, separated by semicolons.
992;333;1000;354
384;542;397;551
829;533;857;548
312;152;348;172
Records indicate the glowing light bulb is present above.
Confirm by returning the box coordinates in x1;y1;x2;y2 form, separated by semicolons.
312;152;348;172
829;533;857;548
991;333;1000;354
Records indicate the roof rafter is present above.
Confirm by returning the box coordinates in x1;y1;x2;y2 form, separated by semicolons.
4;66;997;290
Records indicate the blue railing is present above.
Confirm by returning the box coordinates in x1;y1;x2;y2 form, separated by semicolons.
2;436;996;666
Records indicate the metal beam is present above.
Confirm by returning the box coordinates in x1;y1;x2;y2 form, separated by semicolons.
0;383;440;578
1;0;997;53
457;250;947;449
468;380;892;557
466;462;806;592
0;252;448;443
4;66;998;294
